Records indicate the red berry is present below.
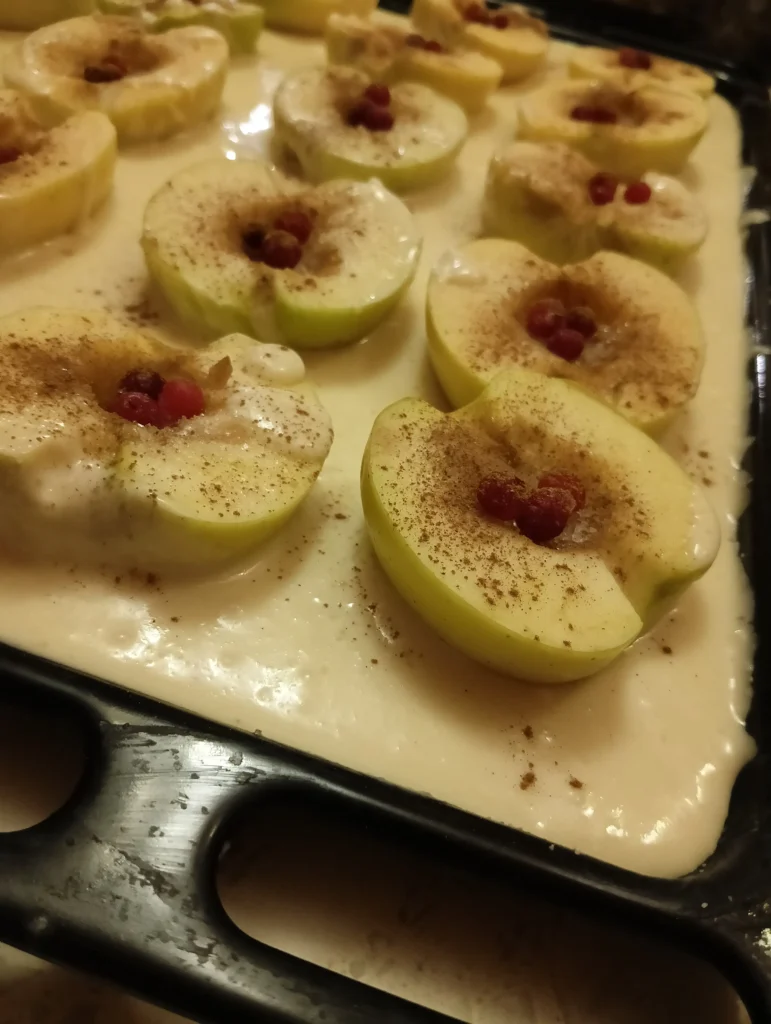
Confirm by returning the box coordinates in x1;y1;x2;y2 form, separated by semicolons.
564;307;597;339
158;378;206;424
363;102;394;131
119;368;165;399
0;146;21;165
624;181;653;204
492;12;508;28
273;209;314;244
364;82;391;107
546;327;585;361
260;230;303;269
83;60;126;83
571;105;618;124
464;2;490;23
112;391;163;427
525;298;565;341
538;472;586;511
618;47;652;70
424;39;444;53
515;488;576;544
347;99;394;131
405;33;427;47
477;475;527;521
587;171;618;205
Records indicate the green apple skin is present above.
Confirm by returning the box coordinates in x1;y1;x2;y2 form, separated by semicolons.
260;0;376;34
361;369;719;683
0;0;94;29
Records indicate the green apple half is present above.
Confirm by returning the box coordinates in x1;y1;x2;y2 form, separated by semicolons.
483;140;708;270
0;0;95;30
4;15;229;145
427;238;704;433
361;367;719;683
273;65;468;192
569;46;715;99
410;0;548;82
0;309;333;572
325;13;503;114
518;79;708;177
142;158;421;348
0;90;116;255
97;0;264;54
259;0;376;35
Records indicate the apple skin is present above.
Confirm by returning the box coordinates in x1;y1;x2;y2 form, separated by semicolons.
361;369;718;683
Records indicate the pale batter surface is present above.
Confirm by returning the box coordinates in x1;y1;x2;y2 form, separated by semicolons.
0;28;754;878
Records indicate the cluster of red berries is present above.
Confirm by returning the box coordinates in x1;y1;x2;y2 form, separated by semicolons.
570;105;618;124
464;1;509;28
111;369;206;428
587;172;652;206
0;147;21;165
83;58;127;83
618;47;652;70
242;209;315;271
347;83;395;132
477;471;586;544
525;298;597;362
405;33;444;53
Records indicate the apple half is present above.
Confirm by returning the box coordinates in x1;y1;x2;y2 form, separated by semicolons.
570;46;715;99
4;15;229;145
361;367;719;683
483;140;708;269
325;13;503;113
142;158;421;348
273;66;468;192
518;79;708;177
259;0;376;34
0;308;333;572
97;0;264;54
427;238;704;432
411;0;548;82
0;89;116;255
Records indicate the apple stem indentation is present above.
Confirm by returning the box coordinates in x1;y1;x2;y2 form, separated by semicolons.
571;105;618;124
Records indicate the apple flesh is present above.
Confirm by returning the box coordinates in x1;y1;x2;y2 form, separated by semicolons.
98;0;264;54
361;368;719;683
273;66;468;193
142;158;421;348
427;238;704;433
0;309;333;572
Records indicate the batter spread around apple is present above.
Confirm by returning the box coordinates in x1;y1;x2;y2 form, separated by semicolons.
0;18;753;880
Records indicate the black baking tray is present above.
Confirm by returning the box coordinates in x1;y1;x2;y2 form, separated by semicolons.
1;2;771;1022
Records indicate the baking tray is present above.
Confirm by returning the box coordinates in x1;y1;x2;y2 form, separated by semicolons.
0;1;770;1021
